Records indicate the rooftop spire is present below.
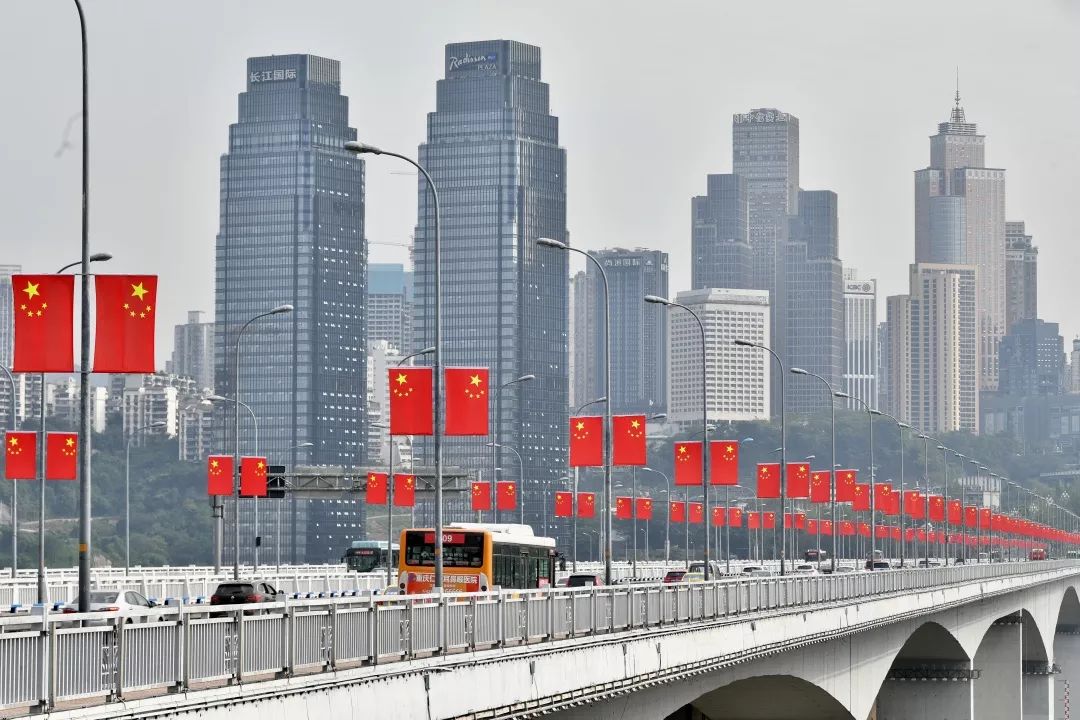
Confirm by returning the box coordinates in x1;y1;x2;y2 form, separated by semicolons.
949;68;966;124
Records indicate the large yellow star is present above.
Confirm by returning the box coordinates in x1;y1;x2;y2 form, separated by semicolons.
8;437;17;447
257;461;265;470
65;437;75;447
395;373;408;386
22;281;39;300
469;374;482;387
130;282;149;301
575;420;585;431
210;459;219;468
630;419;640;429
678;445;686;454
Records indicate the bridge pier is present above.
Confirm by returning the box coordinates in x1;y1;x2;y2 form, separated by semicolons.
974;617;1023;720
1055;629;1080;718
874;664;974;719
1021;667;1054;719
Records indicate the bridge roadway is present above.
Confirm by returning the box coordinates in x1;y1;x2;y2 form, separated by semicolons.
2;561;1079;720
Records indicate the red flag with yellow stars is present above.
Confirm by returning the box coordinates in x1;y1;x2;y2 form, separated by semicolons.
928;495;946;522
612;415;647;466
835;469;858;502
45;432;78;480
569;416;603;467
554;491;573;517
388;367;434;436
12;275;75;372
635;497;653;520
688;502;704;524
756;463;780;499
669;500;685;523
444;367;489;436
615;496;632;520
747;512;761;530
366;472;388;505
577;492;596;518
5;432;37;480
840;521;855;536
852;483;871;511
471;481;490;511
727;507;743;527
810;471;831;503
709;440;739;485
92;275;158;373
673;441;702;486
786;462;810;498
206;455;233;496
496;481;516;511
240;456;268;497
711;506;725;527
763;511;776;530
393;474;416;507
904;490;924;519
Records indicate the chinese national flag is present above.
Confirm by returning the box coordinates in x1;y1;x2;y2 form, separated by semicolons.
852;484;870;511
670;500;686;523
964;506;978;528
904;491;924;519
569;416;604;467
979;508;992;530
786;463;810;499
710;440;739;485
807;519;818;535
795;512;806;530
728;507;743;527
612;415;647;466
673;441;702;486
366;472;388;505
821;520;833;536
784;513;794;529
840;521;855;536
393;474;416;507
689;502;704;524
875;525;888;539
4;432;36;480
12;275;75;372
748;512;761;530
763;511;776;530
554;491;573;517
928;495;946;522
711;506;725;527
836;469;858;502
45;432;78;480
240;456;268;497
389;367;434;436
858;522;870;537
206;455;233;496
471;481;491;511
948;499;962;526
875;483;893;513
444;367;489;436
615;496;632;520
496;481;516;511
890;526;902;541
635;497;653;520
92;275;158;373
577;492;596;518
756;463;781;499
810;471;831;503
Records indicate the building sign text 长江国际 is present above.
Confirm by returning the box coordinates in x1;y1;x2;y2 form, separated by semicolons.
250;69;297;83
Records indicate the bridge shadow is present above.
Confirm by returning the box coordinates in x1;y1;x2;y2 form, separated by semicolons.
668;675;855;720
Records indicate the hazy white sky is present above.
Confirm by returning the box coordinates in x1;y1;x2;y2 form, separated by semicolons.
2;0;1079;356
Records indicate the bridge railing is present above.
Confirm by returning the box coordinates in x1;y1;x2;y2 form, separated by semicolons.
0;560;1073;713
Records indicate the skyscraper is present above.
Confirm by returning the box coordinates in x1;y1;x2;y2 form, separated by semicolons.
843;269;878;411
691;174;750;290
914;91;1006;391
1005;221;1037;333
215;54;366;468
667;288;770;425
998;319;1064;397
367;263;412;352
888;263;979;433
569;270;597;409
785;190;844;414
215;55;366;566
169;311;214;392
413;41;568;531
582;249;668;415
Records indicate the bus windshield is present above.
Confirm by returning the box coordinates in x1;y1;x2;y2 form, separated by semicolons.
404;530;484;568
345;548;382;572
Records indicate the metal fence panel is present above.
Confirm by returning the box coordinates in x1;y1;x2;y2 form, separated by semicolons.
54;626;113;702
122;621;179;691
186;617;235;683
242;613;286;675
333;606;370;663
0;631;42;709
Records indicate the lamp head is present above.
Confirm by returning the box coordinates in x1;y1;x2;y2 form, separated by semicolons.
733;339;754;347
643;294;671;306
343;141;383;155
517;374;536;383
418;346;436;355
271;304;294;315
649;413;667;421
536;237;567;250
834;391;850;399
207;394;227;402
899;422;911;429
150;421;167;428
88;253;113;263
790;367;808;375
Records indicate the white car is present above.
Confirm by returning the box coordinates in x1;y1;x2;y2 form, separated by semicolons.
832;565;858;574
741;564;764;574
62;590;163;624
793;563;818;575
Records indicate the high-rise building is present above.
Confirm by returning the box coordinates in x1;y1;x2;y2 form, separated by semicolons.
0;265;20;425
998;319;1064;397
914;91;1006;392
581;249;668;415
569;270;597;410
412;41;568;531
877;321;891;412
366;339;404;464
214;54;366;469
784;190;844;414
169;311;214;392
888;263;979;434
843;269;877;411
667;288;770;426
1005;221;1037;333
1072;339;1080;394
691;174;750;290
367;263;412;353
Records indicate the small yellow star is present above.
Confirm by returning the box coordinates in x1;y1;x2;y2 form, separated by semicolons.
25;311;34;318
130;282;149;300
129;311;136;318
139;312;146;318
22;281;39;300
123;303;130;310
41;303;47;310
19;304;26;311
35;310;42;317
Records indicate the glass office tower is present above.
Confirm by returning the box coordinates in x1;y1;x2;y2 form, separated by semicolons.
215;55;366;563
413;40;569;536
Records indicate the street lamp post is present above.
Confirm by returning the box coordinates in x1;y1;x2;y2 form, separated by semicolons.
937;445;951;565
734;339;787;576
345;141;446;590
1;365;17;578
571;397;607;572
124;420;166;574
279;442;313;571
229;305;291;581
837;392;875;566
870;410;909;566
917;433;935;566
487;443;524;523
642;467;671;563
790;369;838;572
647;296;713;579
207;393;259;570
540;238;613;584
491;375;534;521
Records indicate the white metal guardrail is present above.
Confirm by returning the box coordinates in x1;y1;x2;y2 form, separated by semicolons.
0;560;1073;713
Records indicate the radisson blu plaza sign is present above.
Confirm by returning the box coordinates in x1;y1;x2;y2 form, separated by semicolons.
447;51;498;74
